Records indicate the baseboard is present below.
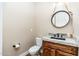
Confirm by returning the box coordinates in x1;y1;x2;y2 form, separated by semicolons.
19;51;29;56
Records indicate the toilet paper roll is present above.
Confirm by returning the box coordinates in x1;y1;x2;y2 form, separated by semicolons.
15;44;20;48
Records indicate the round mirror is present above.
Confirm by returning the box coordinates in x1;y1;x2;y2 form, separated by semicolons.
51;10;71;28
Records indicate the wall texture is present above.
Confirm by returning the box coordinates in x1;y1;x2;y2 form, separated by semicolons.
3;2;36;56
67;3;79;37
35;2;79;37
0;3;3;56
3;2;79;56
35;2;73;37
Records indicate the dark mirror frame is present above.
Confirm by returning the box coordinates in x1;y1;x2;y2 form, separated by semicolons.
51;10;71;28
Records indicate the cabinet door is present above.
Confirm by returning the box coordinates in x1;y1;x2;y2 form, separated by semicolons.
50;49;56;56
43;48;50;56
56;50;74;56
43;47;55;56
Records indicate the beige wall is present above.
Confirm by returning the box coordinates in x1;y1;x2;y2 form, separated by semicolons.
0;3;3;56
3;2;79;56
35;2;79;37
35;2;73;37
3;2;36;56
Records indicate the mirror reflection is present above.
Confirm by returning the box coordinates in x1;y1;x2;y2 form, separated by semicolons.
51;10;70;28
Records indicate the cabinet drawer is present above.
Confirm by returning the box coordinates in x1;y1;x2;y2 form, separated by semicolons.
56;50;74;56
43;41;78;55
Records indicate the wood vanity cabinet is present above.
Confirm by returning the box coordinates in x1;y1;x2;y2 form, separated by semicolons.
43;47;55;56
42;41;78;56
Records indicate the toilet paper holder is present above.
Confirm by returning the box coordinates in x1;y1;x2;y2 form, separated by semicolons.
13;43;20;48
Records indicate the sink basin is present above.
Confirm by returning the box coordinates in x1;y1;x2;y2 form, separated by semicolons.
49;36;76;44
43;36;79;47
50;37;65;40
65;38;77;44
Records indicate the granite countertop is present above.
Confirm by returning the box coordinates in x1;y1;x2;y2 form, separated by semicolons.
42;36;79;47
